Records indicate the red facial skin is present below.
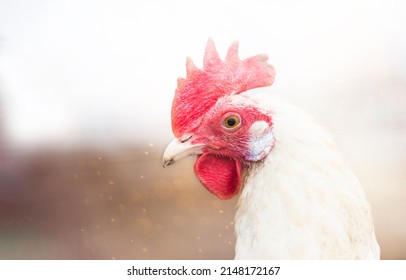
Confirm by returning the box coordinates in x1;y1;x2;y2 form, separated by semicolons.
186;96;272;200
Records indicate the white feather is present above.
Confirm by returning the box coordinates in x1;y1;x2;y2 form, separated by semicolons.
234;87;380;259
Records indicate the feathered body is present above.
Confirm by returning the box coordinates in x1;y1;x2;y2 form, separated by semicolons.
234;88;379;259
163;40;380;259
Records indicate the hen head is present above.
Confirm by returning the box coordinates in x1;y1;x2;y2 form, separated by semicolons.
163;39;276;200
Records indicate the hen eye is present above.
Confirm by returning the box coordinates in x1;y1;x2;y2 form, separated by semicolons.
223;115;241;129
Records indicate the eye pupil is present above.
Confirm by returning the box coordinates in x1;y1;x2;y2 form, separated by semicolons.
227;117;237;127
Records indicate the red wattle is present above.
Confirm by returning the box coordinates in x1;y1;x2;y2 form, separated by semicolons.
194;154;242;200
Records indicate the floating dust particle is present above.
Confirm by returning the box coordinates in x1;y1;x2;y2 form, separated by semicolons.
229;221;234;225
142;248;148;253
218;233;222;237
149;143;154;147
97;170;101;176
142;208;147;213
108;180;114;185
111;218;116;223
108;196;113;200
225;225;229;230
228;241;233;245
73;174;78;179
144;151;149;155
196;236;201;240
140;175;144;179
112;257;116;260
98;156;103;160
130;240;134;243
80;228;84;232
198;248;203;253
219;210;224;214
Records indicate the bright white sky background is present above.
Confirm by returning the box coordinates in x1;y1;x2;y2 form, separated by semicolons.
0;0;405;148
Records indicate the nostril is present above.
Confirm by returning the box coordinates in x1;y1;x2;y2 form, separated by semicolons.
180;133;193;143
162;158;175;168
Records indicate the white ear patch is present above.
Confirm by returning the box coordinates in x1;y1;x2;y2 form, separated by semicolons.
247;121;274;161
249;121;269;136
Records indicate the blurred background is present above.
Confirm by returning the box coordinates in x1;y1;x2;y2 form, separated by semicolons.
0;0;405;259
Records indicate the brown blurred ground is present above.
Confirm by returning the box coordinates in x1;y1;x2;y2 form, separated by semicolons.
0;142;405;259
0;145;237;259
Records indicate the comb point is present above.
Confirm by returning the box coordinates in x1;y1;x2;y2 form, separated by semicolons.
177;77;186;88
186;57;200;77
225;41;240;65
203;38;221;69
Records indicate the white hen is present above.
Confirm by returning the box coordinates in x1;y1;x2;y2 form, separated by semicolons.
163;40;380;259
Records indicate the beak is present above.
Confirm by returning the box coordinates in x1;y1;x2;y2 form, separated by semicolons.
162;137;205;168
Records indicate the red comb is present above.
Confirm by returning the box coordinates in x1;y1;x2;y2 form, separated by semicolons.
171;39;276;137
